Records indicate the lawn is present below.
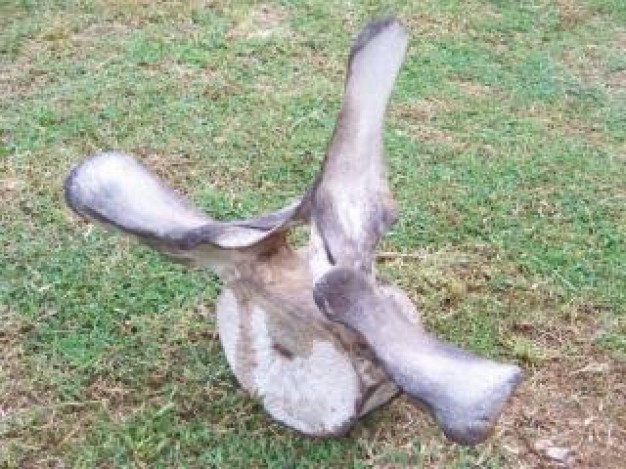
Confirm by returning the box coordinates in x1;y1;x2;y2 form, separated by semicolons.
1;0;625;467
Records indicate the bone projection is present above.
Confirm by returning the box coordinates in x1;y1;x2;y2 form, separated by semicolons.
65;18;521;444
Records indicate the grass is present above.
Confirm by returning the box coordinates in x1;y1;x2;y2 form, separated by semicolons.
1;0;624;467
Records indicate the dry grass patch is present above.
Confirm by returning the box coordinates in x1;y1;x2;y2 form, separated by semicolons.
450;79;499;98
227;4;291;40
391;99;468;151
502;343;625;468
519;101;611;148
555;0;596;30
401;2;500;40
561;32;626;89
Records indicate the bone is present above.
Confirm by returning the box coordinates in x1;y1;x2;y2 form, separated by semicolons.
308;17;407;278
64;151;304;270
314;267;522;445
64;151;209;236
64;17;522;442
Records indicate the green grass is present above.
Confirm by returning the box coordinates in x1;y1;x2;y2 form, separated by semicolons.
2;0;625;467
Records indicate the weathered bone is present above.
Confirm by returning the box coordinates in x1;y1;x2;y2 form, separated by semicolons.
314;268;522;445
64;17;522;443
307;17;407;280
64;151;304;275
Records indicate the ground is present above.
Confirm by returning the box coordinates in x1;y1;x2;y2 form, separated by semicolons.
1;0;625;467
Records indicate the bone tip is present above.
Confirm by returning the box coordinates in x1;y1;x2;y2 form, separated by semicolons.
441;364;523;446
64;151;136;212
63;151;109;215
349;17;407;61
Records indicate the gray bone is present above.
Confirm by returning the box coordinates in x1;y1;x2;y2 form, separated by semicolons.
314;268;522;445
64;17;521;443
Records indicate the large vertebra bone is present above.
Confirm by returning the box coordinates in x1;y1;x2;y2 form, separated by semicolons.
64;17;521;443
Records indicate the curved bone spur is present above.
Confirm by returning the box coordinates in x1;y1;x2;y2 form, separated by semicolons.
64;17;521;443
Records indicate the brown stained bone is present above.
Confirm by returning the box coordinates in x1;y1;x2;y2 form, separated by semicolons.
64;17;522;443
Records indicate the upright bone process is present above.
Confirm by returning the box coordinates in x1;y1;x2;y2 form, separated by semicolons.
65;18;522;444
